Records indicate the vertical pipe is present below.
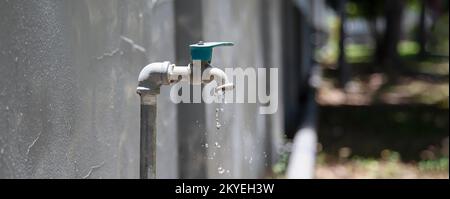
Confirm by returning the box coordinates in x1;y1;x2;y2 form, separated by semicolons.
139;94;157;179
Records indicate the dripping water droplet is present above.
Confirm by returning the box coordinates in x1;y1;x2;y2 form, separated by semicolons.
218;167;225;174
215;108;221;129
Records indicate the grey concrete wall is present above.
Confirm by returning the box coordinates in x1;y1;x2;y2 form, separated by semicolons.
202;0;283;178
173;0;208;179
0;0;285;179
0;0;177;178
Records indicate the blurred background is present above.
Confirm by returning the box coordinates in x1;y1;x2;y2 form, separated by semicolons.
315;0;449;179
0;0;448;179
283;0;449;179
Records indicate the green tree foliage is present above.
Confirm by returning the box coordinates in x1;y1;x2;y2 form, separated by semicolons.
326;0;385;19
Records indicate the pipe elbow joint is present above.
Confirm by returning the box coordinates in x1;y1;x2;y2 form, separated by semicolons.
137;62;171;96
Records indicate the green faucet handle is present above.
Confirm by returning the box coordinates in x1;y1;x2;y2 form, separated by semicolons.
190;41;234;62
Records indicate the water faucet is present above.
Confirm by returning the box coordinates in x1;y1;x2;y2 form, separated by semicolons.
137;41;234;97
189;41;234;91
136;41;234;179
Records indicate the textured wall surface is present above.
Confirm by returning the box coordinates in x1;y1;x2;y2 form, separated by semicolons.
0;0;284;178
202;0;283;178
0;0;177;178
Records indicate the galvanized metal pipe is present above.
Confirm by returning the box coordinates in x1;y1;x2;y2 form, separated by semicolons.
137;62;170;179
139;94;157;179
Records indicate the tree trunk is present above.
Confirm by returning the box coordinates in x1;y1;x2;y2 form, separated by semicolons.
338;0;350;88
418;0;427;59
384;0;405;67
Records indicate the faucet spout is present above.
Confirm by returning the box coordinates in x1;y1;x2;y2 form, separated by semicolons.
203;67;234;92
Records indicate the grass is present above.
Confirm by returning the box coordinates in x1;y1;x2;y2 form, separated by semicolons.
418;157;449;172
346;43;373;63
272;145;449;179
398;41;420;57
272;152;290;177
315;151;449;179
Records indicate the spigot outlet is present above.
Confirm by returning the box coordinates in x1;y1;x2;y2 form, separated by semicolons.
202;67;234;92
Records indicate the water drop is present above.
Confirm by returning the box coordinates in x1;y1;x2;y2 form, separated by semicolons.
218;167;225;174
215;108;221;129
215;122;221;129
215;142;221;148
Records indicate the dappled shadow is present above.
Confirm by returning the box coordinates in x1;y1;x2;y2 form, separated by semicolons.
318;104;448;162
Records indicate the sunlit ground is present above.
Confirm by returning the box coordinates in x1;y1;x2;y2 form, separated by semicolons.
315;152;449;179
301;36;450;179
315;159;448;179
